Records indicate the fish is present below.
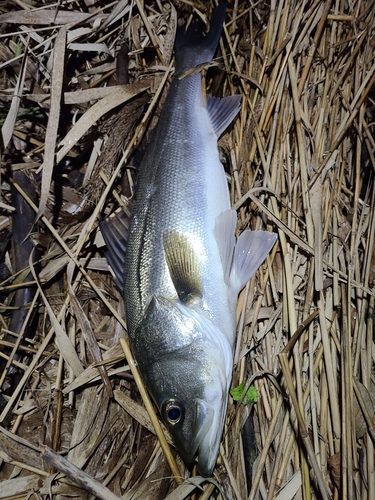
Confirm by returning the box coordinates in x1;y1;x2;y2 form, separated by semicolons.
101;5;277;477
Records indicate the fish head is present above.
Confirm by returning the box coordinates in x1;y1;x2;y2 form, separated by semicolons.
134;295;233;477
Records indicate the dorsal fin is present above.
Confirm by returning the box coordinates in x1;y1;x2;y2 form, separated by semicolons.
100;206;131;292
163;230;203;303
206;95;242;138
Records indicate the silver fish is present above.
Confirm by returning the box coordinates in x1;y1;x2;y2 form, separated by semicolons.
101;5;277;477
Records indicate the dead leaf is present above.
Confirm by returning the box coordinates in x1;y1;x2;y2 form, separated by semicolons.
56;82;150;165
354;380;375;439
1;44;28;149
37;26;66;218
328;452;340;491
0;10;92;25
69;284;113;397
0;475;41;498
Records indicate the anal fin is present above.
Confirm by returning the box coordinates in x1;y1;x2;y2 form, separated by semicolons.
229;230;277;295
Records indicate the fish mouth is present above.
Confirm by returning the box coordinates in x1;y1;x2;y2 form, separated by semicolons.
193;398;226;477
168;397;225;477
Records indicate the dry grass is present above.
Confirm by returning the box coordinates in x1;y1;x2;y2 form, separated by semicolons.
0;0;374;499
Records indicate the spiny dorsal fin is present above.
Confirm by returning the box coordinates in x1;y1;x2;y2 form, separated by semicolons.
100;205;131;292
206;94;242;138
163;230;202;303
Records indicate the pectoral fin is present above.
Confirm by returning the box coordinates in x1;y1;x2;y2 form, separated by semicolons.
163;231;202;303
100;205;131;292
229;230;277;295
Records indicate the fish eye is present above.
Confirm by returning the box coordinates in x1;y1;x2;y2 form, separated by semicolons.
163;399;183;425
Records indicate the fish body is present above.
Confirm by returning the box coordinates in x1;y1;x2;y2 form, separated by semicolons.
102;6;277;477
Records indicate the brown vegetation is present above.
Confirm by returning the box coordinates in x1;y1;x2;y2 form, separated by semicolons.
0;0;374;499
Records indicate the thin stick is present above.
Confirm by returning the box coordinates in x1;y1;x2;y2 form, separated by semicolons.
119;338;183;484
278;353;331;500
40;445;123;500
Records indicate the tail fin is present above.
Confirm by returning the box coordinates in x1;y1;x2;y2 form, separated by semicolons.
174;4;226;74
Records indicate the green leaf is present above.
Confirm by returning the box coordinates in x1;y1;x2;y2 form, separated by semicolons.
230;383;258;404
15;42;23;58
243;385;258;404
230;383;245;401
